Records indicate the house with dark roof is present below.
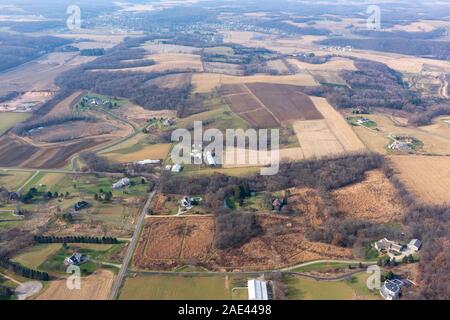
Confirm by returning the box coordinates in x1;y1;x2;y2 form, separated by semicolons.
74;201;89;212
64;253;87;266
380;280;401;300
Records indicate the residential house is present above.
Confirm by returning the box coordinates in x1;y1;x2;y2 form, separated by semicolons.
375;238;404;253
380;280;401;300
74;201;89;211
112;178;130;189
64;253;87;266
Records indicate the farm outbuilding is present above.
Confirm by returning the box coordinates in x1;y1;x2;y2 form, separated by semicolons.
247;279;268;300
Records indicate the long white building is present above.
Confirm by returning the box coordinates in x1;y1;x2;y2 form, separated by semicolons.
248;279;269;300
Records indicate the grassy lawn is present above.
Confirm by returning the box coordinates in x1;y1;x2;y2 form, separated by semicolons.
0;170;33;190
347;116;378;129
119;274;251;300
0;112;31;136
180;166;261;178
37;243;124;276
285;273;381;300
289;262;358;273
12;244;61;269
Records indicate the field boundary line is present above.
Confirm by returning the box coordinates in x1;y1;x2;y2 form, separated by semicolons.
243;84;282;125
18;170;40;193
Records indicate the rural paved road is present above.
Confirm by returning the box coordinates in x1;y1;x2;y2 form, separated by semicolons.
109;186;158;300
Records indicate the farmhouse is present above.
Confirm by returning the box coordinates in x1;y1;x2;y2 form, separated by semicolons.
408;239;422;252
64;253;87;266
388;141;412;151
180;196;192;210
374;238;404;253
380;279;401;300
112;178;130;189
356;118;371;125
247;279;269;300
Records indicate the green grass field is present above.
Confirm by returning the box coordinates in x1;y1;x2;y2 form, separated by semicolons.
0;170;33;190
119;274;250;300
28;243;124;276
289;262;359;273
12;244;61;269
0;112;31;136
285;273;381;300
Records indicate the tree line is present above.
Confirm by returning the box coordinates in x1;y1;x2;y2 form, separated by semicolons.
34;235;119;244
14;114;98;136
0;258;49;281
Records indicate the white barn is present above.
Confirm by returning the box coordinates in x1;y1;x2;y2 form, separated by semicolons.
248;279;268;300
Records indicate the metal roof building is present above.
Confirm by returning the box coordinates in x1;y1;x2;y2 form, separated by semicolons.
248;279;269;300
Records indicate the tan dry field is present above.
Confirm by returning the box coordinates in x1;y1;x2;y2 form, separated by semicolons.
92;53;203;73
134;215;353;271
287;57;356;72
112;103;176;127
203;62;244;76
266;59;291;74
331;49;450;74
390;21;436;32
148;73;192;89
140;42;199;54
351;113;450;155
331;170;406;223
388;155;450;205
52;32;129;48
192;72;317;93
0;53;95;95
221;31;325;54
103;143;172;163
42;91;84;118
36;270;114;300
222;95;366;167
292;97;366;159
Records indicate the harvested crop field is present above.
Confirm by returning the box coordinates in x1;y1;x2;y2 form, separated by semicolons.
388;155;450;205
0;135;106;169
102;143;171;163
287;57;356;72
221;83;322;128
266;59;291;74
289;97;366;159
331;170;406;223
36;270;114;300
148;73;192;89
203;62;243;76
0;53;95;95
192;72;317;93
134;216;353;271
